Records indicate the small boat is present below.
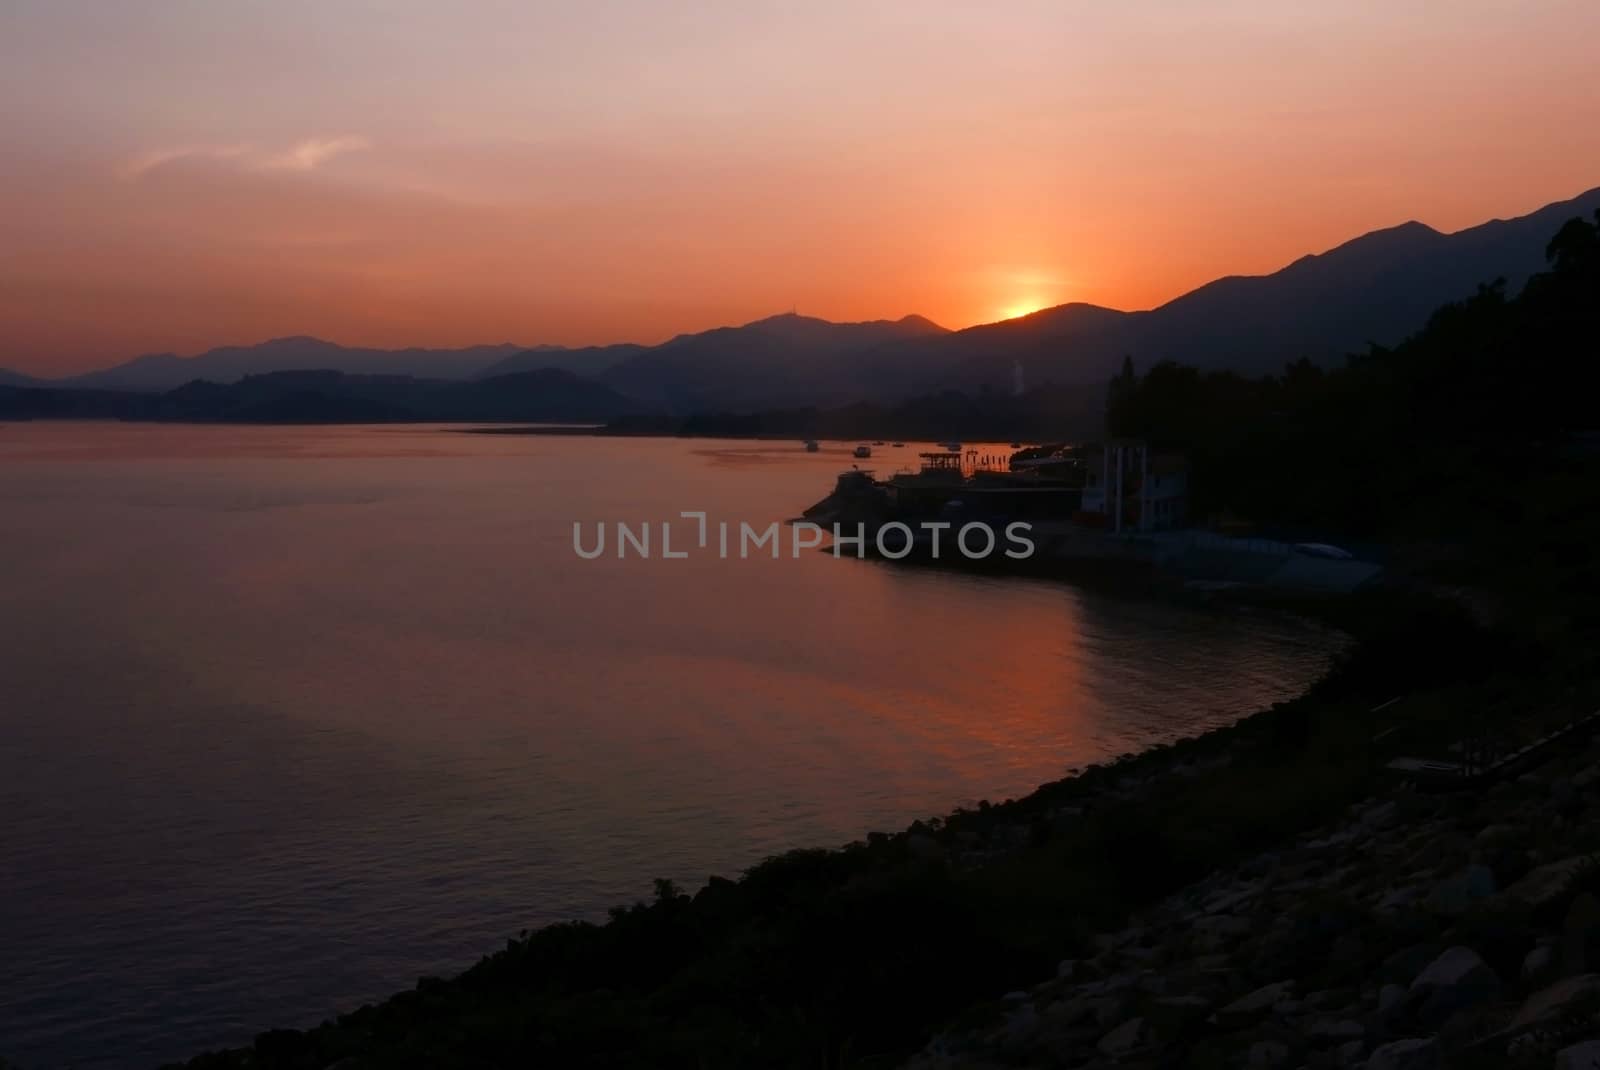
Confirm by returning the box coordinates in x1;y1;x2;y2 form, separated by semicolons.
853;444;872;459
942;441;962;452
1010;442;1023;449
804;439;819;452
873;440;886;446
891;442;905;448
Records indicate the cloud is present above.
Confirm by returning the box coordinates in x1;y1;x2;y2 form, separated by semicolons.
117;143;252;180
261;136;373;172
118;137;371;179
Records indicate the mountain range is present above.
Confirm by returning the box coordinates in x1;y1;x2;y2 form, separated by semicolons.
0;369;641;424
4;185;1596;413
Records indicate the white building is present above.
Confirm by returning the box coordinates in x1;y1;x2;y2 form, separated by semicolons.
1079;441;1188;532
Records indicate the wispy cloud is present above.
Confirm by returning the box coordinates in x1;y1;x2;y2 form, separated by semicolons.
118;137;372;180
117;143;252;180
261;136;373;172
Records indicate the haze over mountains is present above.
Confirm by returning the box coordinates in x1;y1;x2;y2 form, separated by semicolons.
4;185;1596;415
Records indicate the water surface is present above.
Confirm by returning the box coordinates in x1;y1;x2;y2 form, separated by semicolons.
0;423;1342;1068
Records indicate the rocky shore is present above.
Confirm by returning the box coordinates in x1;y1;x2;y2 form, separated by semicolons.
907;727;1600;1068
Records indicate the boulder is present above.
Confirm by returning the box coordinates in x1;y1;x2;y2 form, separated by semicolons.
1365;1036;1437;1069
1522;943;1554;982
1379;943;1440;984
1245;1038;1291;1067
1408;946;1500;1027
1563;891;1600;974
1306;1018;1365;1045
1217;980;1295;1027
1146;994;1210;1036
1503;856;1587;909
1556;1039;1600;1070
1378;983;1407;1017
1503;973;1600;1035
1096;1016;1148;1058
1426;863;1497;916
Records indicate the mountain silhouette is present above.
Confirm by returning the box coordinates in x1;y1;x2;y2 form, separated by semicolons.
143;368;643;423
912;184;1600;393
0;368;44;388
62;338;527;393
595;312;948;410
14;184;1598;409
475;343;649;380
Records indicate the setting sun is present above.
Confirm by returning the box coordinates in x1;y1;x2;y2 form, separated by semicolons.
998;299;1050;322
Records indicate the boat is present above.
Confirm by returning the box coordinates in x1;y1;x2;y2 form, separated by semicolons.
891;442;905;448
873;440;886;446
804;439;819;452
853;444;872;459
942;441;962;452
1010;442;1023;449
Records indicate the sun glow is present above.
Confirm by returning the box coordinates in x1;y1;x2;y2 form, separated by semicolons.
997;298;1048;322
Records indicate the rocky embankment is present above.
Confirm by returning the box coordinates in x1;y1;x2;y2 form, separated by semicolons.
908;728;1600;1069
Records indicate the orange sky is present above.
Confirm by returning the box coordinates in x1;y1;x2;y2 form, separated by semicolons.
3;1;1599;375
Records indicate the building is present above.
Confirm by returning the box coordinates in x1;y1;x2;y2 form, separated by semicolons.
1078;440;1188;532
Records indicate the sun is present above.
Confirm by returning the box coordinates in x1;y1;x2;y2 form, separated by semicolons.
998;298;1048;322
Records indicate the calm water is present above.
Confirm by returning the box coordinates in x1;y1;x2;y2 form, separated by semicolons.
0;423;1342;1068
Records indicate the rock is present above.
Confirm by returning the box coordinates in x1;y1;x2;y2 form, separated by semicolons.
1096;1016;1148;1058
1335;1038;1367;1063
1365;1036;1437;1069
1504;973;1600;1035
1427;863;1497;916
1146;993;1210;1034
1000;1000;1038;1043
1307;1018;1365;1045
1217;980;1295;1027
1379;943;1441;985
1522;943;1554;982
1191;912;1253;951
1563;891;1600;974
1056;958;1078;980
1552;776;1577;806
1408;946;1500;1027
1503;856;1587;909
1378;983;1407;1016
1557;1039;1600;1070
1246;1038;1291;1067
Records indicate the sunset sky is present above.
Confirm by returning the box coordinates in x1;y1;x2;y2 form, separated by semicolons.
3;0;1598;375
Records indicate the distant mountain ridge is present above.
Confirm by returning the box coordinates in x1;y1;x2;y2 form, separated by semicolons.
11;184;1598;410
596;313;949;410
58;337;529;393
0;368;642;423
